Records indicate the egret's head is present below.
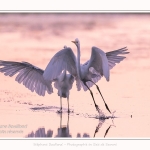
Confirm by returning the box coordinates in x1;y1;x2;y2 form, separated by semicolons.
64;45;67;49
71;38;80;47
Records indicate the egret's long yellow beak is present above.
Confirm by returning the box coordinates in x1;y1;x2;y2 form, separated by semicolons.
71;41;76;44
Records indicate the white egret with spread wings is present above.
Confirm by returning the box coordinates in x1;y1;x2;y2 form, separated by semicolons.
0;39;129;114
0;46;75;113
53;46;75;113
43;38;129;114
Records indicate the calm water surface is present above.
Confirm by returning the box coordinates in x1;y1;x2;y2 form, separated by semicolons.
0;13;150;138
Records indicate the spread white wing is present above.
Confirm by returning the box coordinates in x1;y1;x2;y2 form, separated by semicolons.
43;47;81;91
106;47;129;70
81;46;129;91
87;46;110;81
0;60;53;96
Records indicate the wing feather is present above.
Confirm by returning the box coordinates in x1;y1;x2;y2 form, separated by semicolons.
106;47;129;70
81;46;129;91
87;46;110;81
28;71;36;92
43;47;81;91
43;47;77;80
68;75;75;90
0;60;53;96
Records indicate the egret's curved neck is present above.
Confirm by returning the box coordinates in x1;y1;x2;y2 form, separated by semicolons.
76;44;82;79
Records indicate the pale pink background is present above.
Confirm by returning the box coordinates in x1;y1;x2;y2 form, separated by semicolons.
0;13;150;137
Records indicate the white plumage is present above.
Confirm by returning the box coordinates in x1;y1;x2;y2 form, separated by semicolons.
0;46;75;113
43;38;129;114
0;60;53;96
0;39;129;114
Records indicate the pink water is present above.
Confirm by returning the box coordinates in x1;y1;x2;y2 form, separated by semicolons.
0;13;150;138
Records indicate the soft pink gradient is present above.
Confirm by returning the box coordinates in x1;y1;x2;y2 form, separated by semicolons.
0;13;150;138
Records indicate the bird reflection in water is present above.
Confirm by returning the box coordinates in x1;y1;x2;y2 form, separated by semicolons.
93;116;116;138
26;113;115;138
27;127;53;138
77;133;90;137
55;113;71;137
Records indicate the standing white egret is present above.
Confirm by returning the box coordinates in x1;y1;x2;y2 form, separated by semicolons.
0;46;74;113
54;69;74;113
53;46;75;113
43;38;129;114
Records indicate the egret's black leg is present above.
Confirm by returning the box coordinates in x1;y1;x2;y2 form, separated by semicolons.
104;125;116;138
93;121;104;138
93;124;99;138
57;97;62;113
84;82;101;113
90;80;111;114
67;113;69;128
67;97;70;113
60;113;62;128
